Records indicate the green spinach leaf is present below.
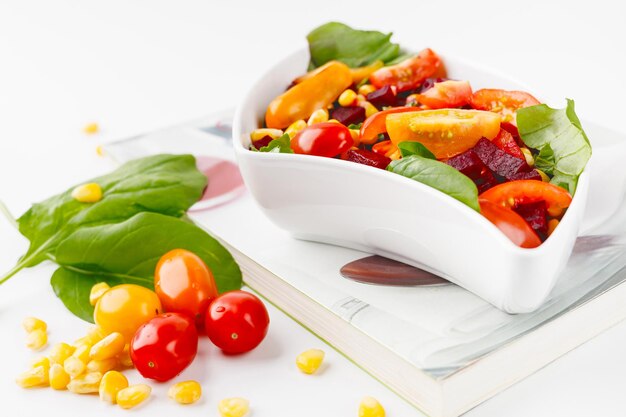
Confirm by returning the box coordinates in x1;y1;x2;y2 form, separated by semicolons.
517;99;591;194
259;134;293;153
307;22;400;69
534;143;555;176
398;141;436;159
51;212;242;322
387;155;480;211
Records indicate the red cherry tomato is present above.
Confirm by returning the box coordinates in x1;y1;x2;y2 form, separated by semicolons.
479;199;541;248
130;313;198;382
155;249;218;327
359;107;417;145
369;48;445;92
204;290;269;354
416;80;472;109
471;89;540;134
291;122;353;157
479;180;572;218
491;128;525;160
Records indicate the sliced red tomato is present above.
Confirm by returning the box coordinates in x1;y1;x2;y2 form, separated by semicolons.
416;80;472;109
479;199;541;248
385;109;501;159
479;180;572;217
369;48;445;92
471;89;540;130
491;128;524;160
359;106;417;145
291;122;353;157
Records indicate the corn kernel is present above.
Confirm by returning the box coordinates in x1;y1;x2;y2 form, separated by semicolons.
72;343;92;362
89;283;110;306
116;384;151;409
338;89;357;107
250;128;284;142
327;119;341;124
96;145;105;157
307;108;329;126
99;370;129;403
358;84;376;96
31;356;50;374
85;325;109;345
49;363;71;390
67;372;102;394
296;348;325;375
547;219;560;236
521;148;534;167
71;183;103;203
361;101;379;118
168;380;202;405
356;94;367;105
536;169;550;182
285;119;307;138
64;356;86;378
84;123;99;134
218;397;250;417
22;317;47;333
49;342;76;364
118;344;133;368
16;366;48;388
349;130;361;148
26;328;48;350
87;357;118;373
90;332;124;360
359;396;385;417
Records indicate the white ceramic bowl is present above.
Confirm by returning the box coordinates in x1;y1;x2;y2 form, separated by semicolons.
233;48;590;314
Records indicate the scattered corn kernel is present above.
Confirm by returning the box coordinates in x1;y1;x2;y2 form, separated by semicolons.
64;356;86;378
327;119;341;124
22;317;47;333
67;372;102;394
89;283;111;306
356;94;367;105
16;366;48;388
536;169;550;182
90;332;124;360
99;370;129;404
361;101;379;118
116;384;151;409
87;357;118;373
31;356;50;373
338;89;357;107
285;119;307;138
168;380;202;405
118;344;133;368
86;325;109;345
547;219;560;236
49;363;71;390
307;108;329;126
49;342;76;364
218;397;250;417
26;328;48;351
358;84;376;96
72;343;92;362
84;122;99;134
359;396;386;417
71;183;103;203
349;130;361;148
296;348;325;374
250;128;284;142
96;145;105;157
521;148;534;166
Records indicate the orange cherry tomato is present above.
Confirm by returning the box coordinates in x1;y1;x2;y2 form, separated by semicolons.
471;89;540;129
479;199;542;248
479;180;572;217
385;109;501;159
155;249;219;328
370;48;445;92
266;61;352;129
359;107;418;145
416;80;472;109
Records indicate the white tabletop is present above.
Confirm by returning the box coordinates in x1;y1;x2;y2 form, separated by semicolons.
1;1;626;416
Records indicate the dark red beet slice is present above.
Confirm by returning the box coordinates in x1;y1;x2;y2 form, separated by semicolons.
509;170;542;181
492;129;524;160
331;106;366;125
346;149;391;169
446;149;498;193
473;138;532;180
514;200;548;236
366;85;397;108
252;135;273;150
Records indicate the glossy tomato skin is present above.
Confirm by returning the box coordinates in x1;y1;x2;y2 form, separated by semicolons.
471;89;540;129
417;80;472;109
291;122;353;157
130;313;198;382
479;180;572;218
155;249;218;328
204;290;269;354
359;107;417;145
370;48;444;92
479;199;541;248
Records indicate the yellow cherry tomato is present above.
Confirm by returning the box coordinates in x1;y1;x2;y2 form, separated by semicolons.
94;284;162;342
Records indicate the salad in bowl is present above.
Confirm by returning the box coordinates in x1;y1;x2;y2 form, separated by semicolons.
233;22;592;313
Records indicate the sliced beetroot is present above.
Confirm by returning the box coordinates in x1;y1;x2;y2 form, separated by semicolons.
446;149;498;193
509;170;542;181
366;85;397;108
252;135;274;150
514;200;548;236
346;149;391;169
473;138;532;180
331;106;366;125
492;129;525;160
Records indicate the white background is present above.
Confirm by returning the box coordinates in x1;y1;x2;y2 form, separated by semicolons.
1;0;626;416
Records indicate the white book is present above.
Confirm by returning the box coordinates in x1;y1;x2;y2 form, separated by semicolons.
104;112;626;417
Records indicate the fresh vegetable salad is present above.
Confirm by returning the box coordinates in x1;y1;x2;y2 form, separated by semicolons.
250;22;591;248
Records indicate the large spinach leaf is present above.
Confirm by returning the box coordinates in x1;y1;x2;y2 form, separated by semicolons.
51;212;242;322
307;22;400;69
388;155;480;211
517;99;591;194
